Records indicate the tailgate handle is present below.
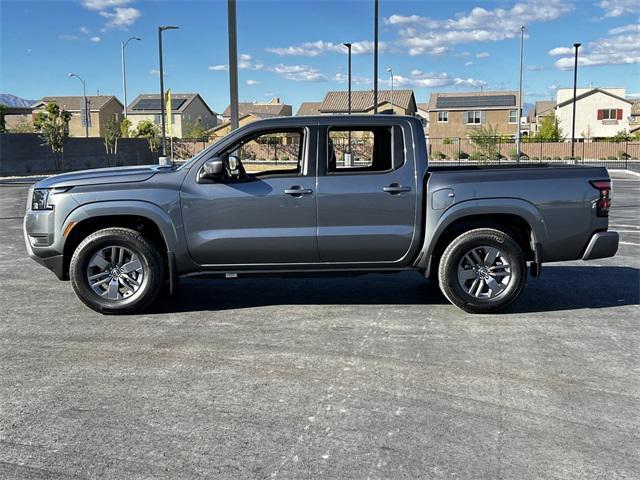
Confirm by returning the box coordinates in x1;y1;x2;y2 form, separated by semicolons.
284;186;313;196
383;184;411;194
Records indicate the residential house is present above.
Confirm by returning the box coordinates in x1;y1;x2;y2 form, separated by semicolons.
32;96;123;137
427;91;521;140
318;89;417;116
212;98;292;140
1;106;33;131
416;102;429;137
127;93;218;139
554;87;632;140
528;100;556;136
296;102;322;116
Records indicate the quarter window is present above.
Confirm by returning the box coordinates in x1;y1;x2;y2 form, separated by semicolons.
437;111;448;123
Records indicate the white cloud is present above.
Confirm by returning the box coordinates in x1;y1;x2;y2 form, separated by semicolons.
265;40;389;57
609;24;640;35
598;0;639;17
90;36;101;43
271;64;327;82
464;61;474;66
526;65;544;71
551;30;640;69
80;26;90;34
476;52;490;58
149;69;159;75
385;1;573;56
99;7;141;29
59;34;79;41
548;47;573;56
208;64;228;71
386;70;486;88
81;0;132;10
333;73;371;85
246;79;260;86
238;54;264;70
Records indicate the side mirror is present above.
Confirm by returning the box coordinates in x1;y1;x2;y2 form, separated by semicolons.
200;157;223;181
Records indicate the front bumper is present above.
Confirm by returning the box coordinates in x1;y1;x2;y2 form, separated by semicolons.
582;231;619;260
23;208;66;280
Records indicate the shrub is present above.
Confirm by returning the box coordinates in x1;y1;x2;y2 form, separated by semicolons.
553;156;562;160
281;155;290;161
607;155;617;160
432;150;447;160
542;156;552;161
454;151;469;160
618;150;630;160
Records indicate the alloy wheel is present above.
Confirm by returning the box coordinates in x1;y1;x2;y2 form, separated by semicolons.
457;246;512;299
86;246;145;300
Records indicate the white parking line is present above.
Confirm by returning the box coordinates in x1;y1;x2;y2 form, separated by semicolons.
620;241;640;247
610;224;640;229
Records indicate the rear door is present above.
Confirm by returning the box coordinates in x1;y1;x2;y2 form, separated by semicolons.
316;120;417;263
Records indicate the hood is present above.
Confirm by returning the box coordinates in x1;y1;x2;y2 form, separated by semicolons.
35;165;175;189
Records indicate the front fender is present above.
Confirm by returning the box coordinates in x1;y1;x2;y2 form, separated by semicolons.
415;197;548;268
63;200;181;253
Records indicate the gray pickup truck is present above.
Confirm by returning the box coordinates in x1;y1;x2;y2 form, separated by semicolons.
24;115;618;314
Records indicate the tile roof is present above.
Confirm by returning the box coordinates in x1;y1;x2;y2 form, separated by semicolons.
33;96;122;111
319;89;416;113
296;102;322;116
427;91;520;111
222;101;292;118
529;100;557;122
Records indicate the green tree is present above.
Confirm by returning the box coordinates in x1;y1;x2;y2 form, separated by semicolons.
183;119;210;140
469;124;501;161
9;121;35;133
33;102;71;171
133;119;161;156
103;118;120;166
610;129;631;142
0;104;6;133
536;112;563;141
119;117;132;138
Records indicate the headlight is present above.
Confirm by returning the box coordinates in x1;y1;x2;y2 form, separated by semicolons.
31;187;71;210
31;189;52;210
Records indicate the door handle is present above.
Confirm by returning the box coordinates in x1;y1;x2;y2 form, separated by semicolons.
284;186;313;196
383;184;411;194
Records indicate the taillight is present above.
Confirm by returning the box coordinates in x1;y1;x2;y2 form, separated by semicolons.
590;179;611;217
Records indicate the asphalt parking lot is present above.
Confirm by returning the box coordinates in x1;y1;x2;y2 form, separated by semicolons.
1;171;638;479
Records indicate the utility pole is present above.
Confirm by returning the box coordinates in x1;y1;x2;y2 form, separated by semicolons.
343;43;352;115
373;0;378;114
516;25;524;161
158;25;179;158
68;73;88;138
228;0;239;131
571;43;581;159
121;36;141;118
387;67;394;113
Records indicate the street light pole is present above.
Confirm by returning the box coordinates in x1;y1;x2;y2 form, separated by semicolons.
516;25;524;161
343;43;352;115
571;43;581;159
158;25;178;159
373;0;379;114
121;36;141;118
228;0;239;131
387;67;394;114
68;73;88;138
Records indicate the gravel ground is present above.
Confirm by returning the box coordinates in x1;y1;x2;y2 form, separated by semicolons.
0;171;638;479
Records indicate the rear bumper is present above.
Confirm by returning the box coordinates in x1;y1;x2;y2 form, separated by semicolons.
582;231;619;260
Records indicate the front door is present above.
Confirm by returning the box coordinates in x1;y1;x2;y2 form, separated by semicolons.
181;127;319;266
316;124;417;263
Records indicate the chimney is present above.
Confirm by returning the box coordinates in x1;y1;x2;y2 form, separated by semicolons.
270;97;281;104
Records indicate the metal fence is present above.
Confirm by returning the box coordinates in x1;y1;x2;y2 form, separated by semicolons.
428;137;640;170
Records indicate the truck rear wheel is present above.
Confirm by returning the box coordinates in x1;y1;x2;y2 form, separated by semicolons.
69;227;164;314
438;228;526;313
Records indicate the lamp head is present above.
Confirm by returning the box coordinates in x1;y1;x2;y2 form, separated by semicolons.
160;25;179;31
343;42;351;49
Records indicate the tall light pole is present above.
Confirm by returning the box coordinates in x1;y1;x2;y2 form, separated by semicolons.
516;25;525;161
571;43;581;159
373;0;379;114
68;73;88;138
158;25;179;158
121;36;141;118
387;67;394;114
228;0;239;131
343;43;352;115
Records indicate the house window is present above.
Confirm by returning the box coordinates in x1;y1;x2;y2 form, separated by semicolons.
437;111;448;123
598;109;622;120
466;111;482;124
509;109;518;123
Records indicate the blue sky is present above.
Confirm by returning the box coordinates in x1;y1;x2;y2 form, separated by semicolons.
1;0;638;113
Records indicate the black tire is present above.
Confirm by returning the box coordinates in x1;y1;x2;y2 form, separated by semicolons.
438;228;526;313
69;227;164;314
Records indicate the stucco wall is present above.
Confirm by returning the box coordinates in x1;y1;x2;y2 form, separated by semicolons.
556;91;631;139
428;109;518;139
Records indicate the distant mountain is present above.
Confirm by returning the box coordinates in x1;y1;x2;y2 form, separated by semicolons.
0;94;37;108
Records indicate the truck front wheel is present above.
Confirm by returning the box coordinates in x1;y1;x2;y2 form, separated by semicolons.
438;228;526;313
69;227;164;314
